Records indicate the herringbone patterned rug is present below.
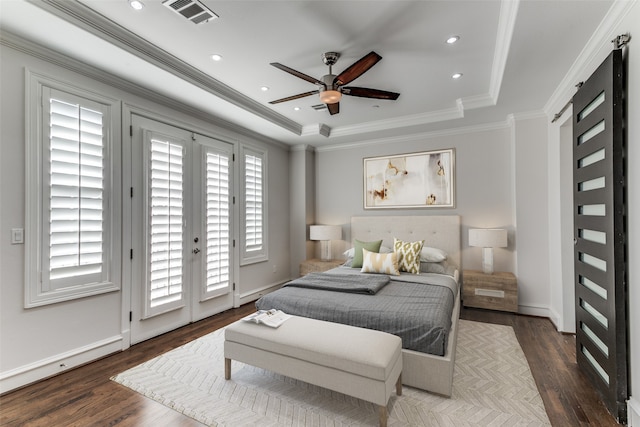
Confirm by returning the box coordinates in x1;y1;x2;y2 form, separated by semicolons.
112;320;550;426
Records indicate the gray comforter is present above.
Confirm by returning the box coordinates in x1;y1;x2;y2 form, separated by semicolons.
255;266;458;356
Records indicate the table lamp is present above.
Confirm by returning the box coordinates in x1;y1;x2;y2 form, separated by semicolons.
469;228;507;274
310;225;341;261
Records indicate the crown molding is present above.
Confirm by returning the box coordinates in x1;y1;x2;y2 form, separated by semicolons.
316;120;510;152
489;0;520;104
26;0;303;137
543;0;637;117
0;30;288;150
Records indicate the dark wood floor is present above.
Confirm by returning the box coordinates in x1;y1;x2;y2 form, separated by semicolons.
0;304;620;427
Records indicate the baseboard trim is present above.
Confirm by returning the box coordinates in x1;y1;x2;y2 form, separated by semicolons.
238;280;289;307
517;303;552;319
629;396;640;427
0;335;123;394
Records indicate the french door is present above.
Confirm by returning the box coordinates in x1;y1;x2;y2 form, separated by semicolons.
130;115;234;344
573;49;627;422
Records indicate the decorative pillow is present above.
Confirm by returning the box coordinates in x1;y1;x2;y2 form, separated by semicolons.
343;245;392;258
420;260;457;277
361;249;400;275
420;247;448;263
351;239;383;268
393;238;424;274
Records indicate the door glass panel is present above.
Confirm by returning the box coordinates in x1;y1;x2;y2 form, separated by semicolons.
578;91;605;121
579;275;607;299
578;176;605;191
577;120;605;145
578;148;605;168
578;204;606;216
147;135;185;313
204;151;230;297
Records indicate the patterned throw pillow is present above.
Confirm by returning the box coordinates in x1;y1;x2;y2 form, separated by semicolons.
361;249;400;275
394;238;424;274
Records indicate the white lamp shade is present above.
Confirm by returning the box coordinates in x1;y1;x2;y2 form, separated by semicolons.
310;225;341;241
469;229;507;248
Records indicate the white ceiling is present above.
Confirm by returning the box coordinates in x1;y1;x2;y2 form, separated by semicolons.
0;0;615;146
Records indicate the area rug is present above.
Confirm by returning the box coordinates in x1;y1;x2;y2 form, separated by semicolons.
111;320;551;426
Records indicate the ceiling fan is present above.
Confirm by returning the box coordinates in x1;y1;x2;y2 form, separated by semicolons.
269;51;400;115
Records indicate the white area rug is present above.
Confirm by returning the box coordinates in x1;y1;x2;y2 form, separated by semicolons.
112;320;550;426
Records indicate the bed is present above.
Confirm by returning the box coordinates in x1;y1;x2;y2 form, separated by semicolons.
256;215;461;396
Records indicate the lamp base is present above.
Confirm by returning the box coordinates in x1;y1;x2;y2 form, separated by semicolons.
320;241;332;261
481;247;494;274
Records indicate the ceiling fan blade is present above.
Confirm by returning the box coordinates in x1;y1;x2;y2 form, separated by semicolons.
327;102;340;115
334;51;382;86
269;90;319;104
342;86;400;100
270;62;325;86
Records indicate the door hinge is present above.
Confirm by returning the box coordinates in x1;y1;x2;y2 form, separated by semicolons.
233;196;235;204
130;125;133;137
130;187;133;198
130;249;133;259
232;153;235;161
233;239;236;248
129;311;132;322
233;283;236;291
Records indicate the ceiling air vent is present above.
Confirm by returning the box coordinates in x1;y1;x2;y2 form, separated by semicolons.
162;0;219;25
311;104;327;111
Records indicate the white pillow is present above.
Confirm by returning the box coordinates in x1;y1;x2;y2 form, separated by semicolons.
343;245;392;258
360;249;400;275
420;247;448;263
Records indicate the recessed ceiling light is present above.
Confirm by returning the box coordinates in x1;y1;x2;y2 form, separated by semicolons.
446;36;460;44
211;54;222;61
293;107;301;111
129;0;144;10
260;86;269;92
452;73;463;79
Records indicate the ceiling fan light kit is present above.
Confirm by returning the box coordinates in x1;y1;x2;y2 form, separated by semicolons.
269;51;400;115
319;90;342;104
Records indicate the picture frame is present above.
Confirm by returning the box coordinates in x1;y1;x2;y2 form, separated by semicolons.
363;149;455;209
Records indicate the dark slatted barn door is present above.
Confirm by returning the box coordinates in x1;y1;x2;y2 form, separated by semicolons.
573;49;627;422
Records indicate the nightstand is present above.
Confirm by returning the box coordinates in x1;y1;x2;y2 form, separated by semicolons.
299;259;343;276
462;270;518;312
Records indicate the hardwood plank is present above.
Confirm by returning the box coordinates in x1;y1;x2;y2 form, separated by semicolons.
0;304;620;426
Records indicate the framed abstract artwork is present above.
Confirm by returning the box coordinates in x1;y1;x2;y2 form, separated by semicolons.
363;149;455;209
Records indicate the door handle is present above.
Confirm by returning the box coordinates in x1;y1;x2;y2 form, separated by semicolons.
193;248;200;254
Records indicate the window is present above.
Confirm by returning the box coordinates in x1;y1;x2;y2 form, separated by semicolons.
240;145;267;264
25;74;120;307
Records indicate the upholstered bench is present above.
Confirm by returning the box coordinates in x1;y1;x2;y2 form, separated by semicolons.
224;315;403;427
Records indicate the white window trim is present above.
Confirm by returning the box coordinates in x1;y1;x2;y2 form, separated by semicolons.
239;144;268;265
24;70;121;307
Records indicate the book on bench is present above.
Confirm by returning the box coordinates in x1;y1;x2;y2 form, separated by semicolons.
242;309;291;328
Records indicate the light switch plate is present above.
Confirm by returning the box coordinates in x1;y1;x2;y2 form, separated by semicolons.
11;228;24;244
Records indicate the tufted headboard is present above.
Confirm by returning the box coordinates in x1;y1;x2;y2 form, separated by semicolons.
351;216;461;270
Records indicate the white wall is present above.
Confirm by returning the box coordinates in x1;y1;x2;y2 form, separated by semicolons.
315;126;516;274
0;39;291;392
511;115;552;317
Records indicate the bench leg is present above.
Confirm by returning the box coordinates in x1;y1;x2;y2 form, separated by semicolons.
378;405;388;427
396;373;402;396
225;358;231;380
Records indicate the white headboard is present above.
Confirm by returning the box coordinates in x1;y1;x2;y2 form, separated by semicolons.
351;216;461;269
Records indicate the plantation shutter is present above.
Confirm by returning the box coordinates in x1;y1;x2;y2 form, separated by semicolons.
244;153;263;252
47;97;105;286
204;151;230;296
146;133;185;314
